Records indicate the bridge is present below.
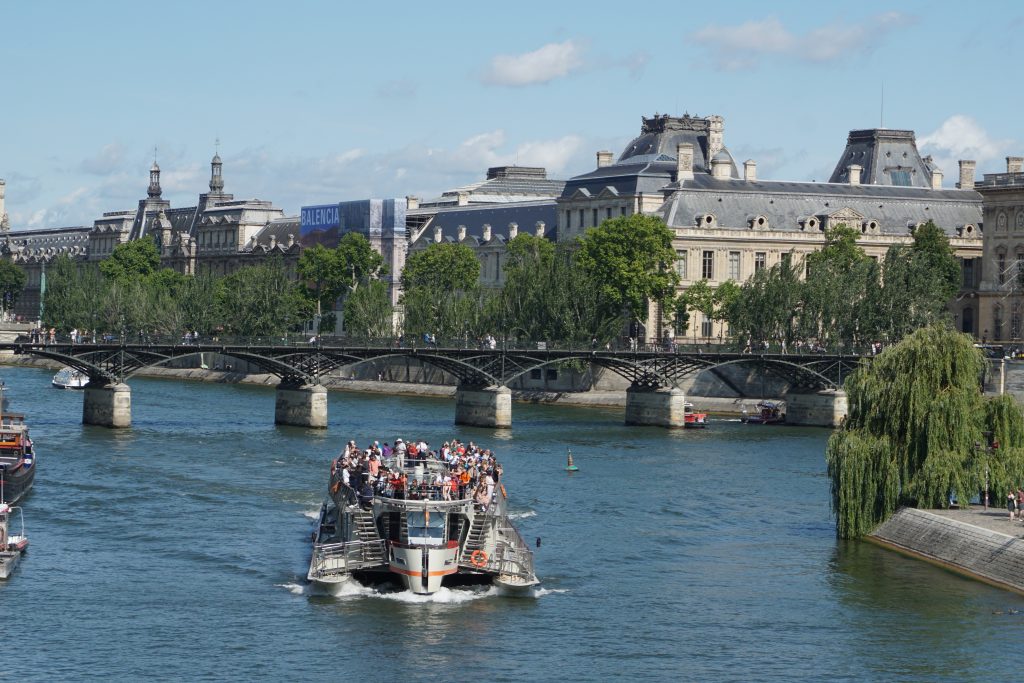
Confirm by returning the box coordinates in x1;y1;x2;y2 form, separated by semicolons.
2;339;861;429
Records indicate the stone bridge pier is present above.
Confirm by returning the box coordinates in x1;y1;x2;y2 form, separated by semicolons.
624;385;687;428
455;385;511;428
275;383;328;428
784;389;848;427
83;382;132;428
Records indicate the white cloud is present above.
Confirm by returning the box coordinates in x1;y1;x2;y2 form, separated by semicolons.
690;13;916;70
919;115;1014;182
79;143;127;175
482;40;586;86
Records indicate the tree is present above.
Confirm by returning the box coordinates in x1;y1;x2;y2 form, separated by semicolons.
343;279;393;338
400;242;480;292
724;260;803;349
575;214;679;324
218;258;313;337
335;232;385;295
826;325;1024;539
99;236;160;283
801;226;876;348
298;233;386;328
0;260;27;313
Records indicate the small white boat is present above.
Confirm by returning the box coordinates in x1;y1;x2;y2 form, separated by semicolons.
52;367;88;390
0;502;27;579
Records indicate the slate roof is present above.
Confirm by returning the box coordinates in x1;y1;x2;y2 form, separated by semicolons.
828;129;936;188
409;200;558;243
660;174;982;236
421;166;565;207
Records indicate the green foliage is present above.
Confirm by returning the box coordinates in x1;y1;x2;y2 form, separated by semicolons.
401;242;480;292
801;226;876;348
218;258;313;337
343;279;393;338
298;234;386;319
0;260;26;311
576;214;679;322
498;243;622;345
99;236;161;283
725;260;803;346
825;325;1023;539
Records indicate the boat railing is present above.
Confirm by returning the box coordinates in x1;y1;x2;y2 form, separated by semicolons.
493;528;536;582
309;539;386;578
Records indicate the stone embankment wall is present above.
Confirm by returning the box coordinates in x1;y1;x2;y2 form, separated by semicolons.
868;507;1024;594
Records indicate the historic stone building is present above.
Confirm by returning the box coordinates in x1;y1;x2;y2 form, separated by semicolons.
974;157;1024;342
2;154;297;321
561;115;984;341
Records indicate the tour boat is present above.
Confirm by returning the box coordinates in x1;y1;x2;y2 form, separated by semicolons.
309;445;539;595
0;388;34;505
0;503;27;579
684;402;708;428
741;401;786;425
52;367;88;390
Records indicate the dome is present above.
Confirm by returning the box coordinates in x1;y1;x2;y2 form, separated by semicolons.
712;151;731;163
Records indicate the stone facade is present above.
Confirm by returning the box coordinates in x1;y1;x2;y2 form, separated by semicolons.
974;158;1024;342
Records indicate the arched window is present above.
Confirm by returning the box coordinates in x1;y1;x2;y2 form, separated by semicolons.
961;307;974;335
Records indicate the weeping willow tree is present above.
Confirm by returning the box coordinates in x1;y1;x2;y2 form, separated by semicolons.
827;325;1024;538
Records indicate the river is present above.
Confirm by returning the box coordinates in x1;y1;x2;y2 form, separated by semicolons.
1;365;1022;680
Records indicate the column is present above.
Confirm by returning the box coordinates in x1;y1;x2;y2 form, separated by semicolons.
624;385;687;428
454;385;511;428
275;383;328;428
82;382;132;428
784;389;848;427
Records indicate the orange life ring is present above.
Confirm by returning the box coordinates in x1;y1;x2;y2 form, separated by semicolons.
330;481;341;495
470;549;488;568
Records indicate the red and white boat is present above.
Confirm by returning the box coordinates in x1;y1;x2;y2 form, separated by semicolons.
0;503;27;579
741;401;786;425
684;402;708;428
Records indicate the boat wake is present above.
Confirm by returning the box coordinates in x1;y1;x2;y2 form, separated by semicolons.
508;510;537;520
301;509;320;520
276;582;306;596
316;579;555;603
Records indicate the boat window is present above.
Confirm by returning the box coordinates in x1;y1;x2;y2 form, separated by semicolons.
407;510;445;546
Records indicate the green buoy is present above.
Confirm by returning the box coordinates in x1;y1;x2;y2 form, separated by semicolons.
565;449;579;472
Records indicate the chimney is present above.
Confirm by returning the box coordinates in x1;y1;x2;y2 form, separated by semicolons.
457;192;469;206
931;168;943;190
848;164;862;186
1008;156;1024;174
711;155;731;180
269;234;277;250
433;226;443;243
457;225;467;241
676;143;694;182
508;222;518;239
287;233;295;248
482;223;492;241
957;160;976;189
405;195;419;210
707;115;724;159
596;150;613;168
743;159;756;182
535;221;546;238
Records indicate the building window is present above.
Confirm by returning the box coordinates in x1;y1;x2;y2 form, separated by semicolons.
606;207;612;220
754;252;766;273
592;209;598;226
546;369;557;380
675;251;687;280
702;250;714;279
701;318;713;337
728;251;740;280
781;252;792;268
530;369;542;380
565;210;571;231
579;209;585;229
999;253;1007;286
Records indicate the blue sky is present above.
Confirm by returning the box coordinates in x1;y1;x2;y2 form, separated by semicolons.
2;1;1021;228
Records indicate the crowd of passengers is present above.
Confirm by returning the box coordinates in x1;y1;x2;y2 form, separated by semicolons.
330;437;503;510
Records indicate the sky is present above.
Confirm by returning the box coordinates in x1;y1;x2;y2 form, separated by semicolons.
1;1;1022;229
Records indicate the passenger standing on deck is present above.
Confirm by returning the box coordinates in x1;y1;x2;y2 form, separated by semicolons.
395;438;406;469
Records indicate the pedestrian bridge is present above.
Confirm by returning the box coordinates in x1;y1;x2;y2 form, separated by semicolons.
3;339;860;429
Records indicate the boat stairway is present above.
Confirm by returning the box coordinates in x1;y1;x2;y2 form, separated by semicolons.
460;515;491;568
352;510;384;564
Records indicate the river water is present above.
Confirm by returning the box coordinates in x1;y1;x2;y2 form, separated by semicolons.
2;365;1023;680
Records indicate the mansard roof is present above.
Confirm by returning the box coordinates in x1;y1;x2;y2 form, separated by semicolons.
660;174;982;236
828;128;936;188
409;200;558;244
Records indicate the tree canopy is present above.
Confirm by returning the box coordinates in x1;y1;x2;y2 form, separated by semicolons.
826;325;1024;538
575;214;679;323
400;242;480;292
99;236;161;283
